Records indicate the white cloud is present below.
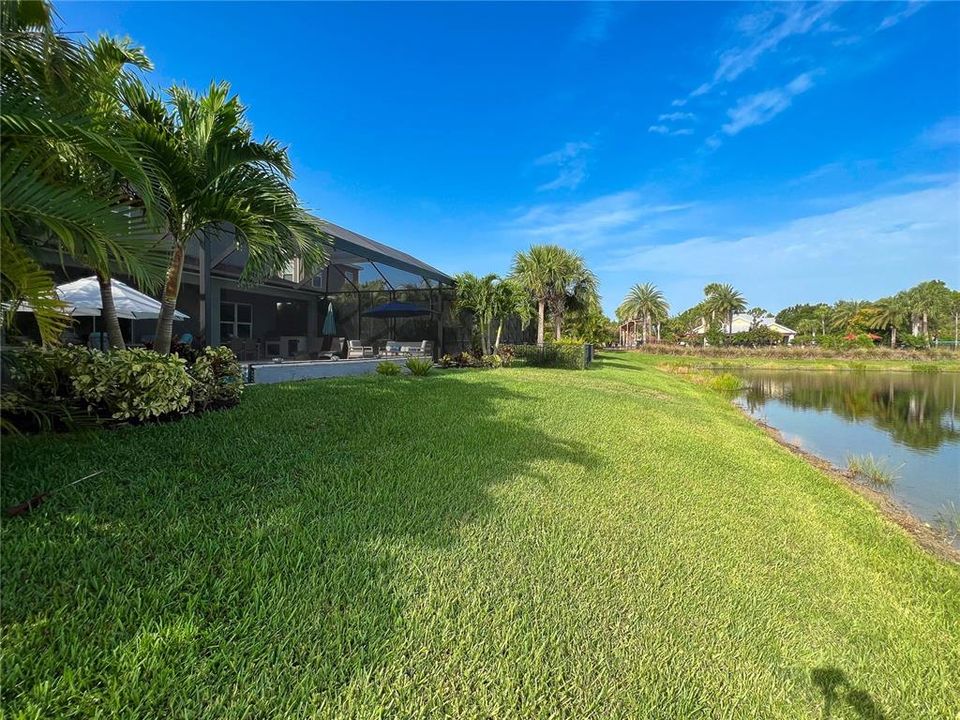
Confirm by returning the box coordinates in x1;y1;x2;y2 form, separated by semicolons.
509;191;695;247
599;182;960;309
671;98;687;107
721;71;818;135
691;3;835;97
920;116;960;148
658;112;696;122
649;125;694;137
534;141;592;192
878;1;926;30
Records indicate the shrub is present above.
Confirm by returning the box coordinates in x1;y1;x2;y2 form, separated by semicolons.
480;354;503;368
2;345;92;432
405;357;433;376
724;327;783;347
2;344;245;433
438;354;456;369
899;335;929;350
455;351;478;368
189;346;244;410
71;348;193;422
495;344;514;366
509;343;587;370
376;360;401;376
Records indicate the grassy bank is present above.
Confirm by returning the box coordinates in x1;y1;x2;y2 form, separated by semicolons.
2;353;958;718
636;348;960;372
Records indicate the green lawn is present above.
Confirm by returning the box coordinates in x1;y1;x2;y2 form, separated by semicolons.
2;352;958;718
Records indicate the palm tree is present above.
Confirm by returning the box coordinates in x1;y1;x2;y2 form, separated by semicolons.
124;81;332;354
511;244;565;345
546;250;598;341
830;300;867;333
491;277;530;350
704;283;746;334
1;1;166;345
454;272;497;354
618;283;668;344
869;295;910;348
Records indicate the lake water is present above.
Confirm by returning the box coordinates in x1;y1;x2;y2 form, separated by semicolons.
724;369;959;539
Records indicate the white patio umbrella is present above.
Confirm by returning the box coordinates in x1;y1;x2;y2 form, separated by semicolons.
18;276;188;320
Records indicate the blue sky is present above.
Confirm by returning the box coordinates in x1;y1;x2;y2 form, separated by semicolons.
59;1;959;316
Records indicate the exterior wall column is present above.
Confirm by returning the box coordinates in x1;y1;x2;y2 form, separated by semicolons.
307;296;319;341
207;279;222;347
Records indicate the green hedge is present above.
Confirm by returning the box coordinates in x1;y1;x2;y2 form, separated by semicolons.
2;345;243;433
508;343;587;370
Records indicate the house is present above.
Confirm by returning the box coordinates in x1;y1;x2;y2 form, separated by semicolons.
693;314;797;342
36;218;460;359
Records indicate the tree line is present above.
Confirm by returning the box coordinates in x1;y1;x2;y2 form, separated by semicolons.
1;0;331;354
616;279;960;347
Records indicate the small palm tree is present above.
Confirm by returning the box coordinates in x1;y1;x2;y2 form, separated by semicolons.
705;283;746;334
491;277;530;350
454;272;498;354
618;283;668;344
125;81;332;354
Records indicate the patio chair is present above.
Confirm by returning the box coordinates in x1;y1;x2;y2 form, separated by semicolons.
347;340;374;359
382;340;402;356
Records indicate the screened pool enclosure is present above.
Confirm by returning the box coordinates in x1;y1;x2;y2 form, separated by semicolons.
172;219;462;360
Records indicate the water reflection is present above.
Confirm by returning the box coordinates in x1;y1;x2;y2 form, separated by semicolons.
726;369;959;538
739;371;959;453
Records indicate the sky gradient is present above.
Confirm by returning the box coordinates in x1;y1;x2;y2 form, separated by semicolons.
58;1;960;316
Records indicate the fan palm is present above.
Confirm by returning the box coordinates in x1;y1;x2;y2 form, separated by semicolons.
1;0;167;345
123;81;332;354
546;250;598;341
511;244;566;345
704;283;746;334
618;283;668;344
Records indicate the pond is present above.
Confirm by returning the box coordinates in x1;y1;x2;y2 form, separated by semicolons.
723;368;959;542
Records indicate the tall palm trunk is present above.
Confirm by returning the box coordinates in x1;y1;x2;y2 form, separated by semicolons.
536;299;545;345
641;311;648;344
890;325;897;349
154;242;186;354
554;315;562;340
96;270;125;350
494;318;503;350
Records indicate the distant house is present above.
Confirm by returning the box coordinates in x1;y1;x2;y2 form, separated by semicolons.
693;314;797;342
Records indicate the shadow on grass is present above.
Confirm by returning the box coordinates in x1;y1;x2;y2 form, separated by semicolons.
1;374;601;715
811;667;886;720
593;356;651;373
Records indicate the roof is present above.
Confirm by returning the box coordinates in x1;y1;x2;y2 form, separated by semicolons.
316;219;453;284
693;314;797;335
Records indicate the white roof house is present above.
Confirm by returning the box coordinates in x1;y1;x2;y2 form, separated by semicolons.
693;314;797;338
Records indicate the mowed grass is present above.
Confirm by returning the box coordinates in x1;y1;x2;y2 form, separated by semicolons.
2;352;958;718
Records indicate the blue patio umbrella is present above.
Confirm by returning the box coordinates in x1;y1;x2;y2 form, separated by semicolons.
361;301;432;318
322;302;337;335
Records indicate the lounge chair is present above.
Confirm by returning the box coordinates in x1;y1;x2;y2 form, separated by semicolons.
347;340;374;359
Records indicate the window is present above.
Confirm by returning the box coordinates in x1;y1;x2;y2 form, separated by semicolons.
220;302;252;340
282;259;297;282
